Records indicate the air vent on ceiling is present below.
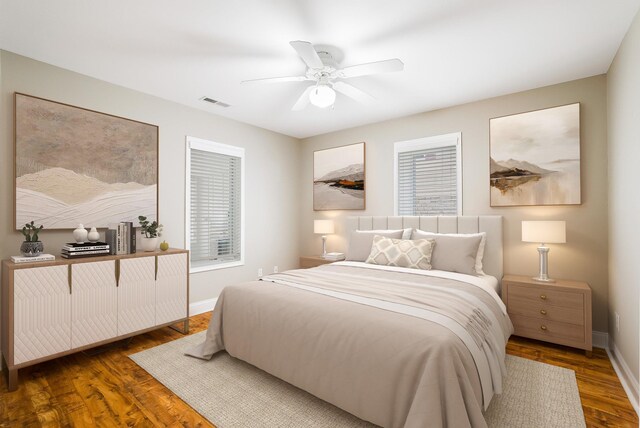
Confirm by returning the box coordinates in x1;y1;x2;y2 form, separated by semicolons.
200;96;230;108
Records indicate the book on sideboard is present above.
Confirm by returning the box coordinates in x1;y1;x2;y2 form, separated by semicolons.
106;222;136;255
63;242;109;251
61;249;110;259
11;254;56;263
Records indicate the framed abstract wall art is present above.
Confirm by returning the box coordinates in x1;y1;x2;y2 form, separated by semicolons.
313;142;365;210
490;103;581;206
14;93;158;229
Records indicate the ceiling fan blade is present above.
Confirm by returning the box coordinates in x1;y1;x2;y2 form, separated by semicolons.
241;75;308;84
292;86;315;111
289;40;324;70
333;82;376;105
339;58;404;78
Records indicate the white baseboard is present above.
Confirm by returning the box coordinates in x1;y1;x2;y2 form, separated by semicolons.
607;340;639;416
592;331;609;349
189;297;218;316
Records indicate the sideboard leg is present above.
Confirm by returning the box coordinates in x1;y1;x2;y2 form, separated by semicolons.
168;319;189;335
585;350;592;358
2;355;18;392
7;368;18;392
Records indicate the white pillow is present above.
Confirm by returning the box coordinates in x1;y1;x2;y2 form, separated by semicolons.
346;228;413;262
411;230;486;275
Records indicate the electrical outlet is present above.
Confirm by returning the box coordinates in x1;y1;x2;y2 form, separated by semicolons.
615;312;620;332
258;268;263;278
273;266;279;273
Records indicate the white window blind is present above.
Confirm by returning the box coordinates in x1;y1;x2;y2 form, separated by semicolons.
186;137;244;272
394;133;462;216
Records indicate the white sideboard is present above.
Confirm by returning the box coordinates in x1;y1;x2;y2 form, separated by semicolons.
1;248;189;391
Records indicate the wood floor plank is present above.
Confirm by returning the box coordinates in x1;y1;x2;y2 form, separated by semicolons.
0;313;636;427
507;336;638;428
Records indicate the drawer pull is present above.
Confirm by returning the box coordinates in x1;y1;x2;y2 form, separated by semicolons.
540;294;547;300
540;309;547;315
540;325;547;331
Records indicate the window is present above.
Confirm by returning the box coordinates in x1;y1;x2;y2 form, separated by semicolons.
394;133;462;216
186;136;244;272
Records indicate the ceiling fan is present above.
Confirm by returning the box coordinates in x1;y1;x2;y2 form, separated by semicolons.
241;41;404;110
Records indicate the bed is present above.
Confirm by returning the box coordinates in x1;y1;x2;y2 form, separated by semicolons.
187;215;513;428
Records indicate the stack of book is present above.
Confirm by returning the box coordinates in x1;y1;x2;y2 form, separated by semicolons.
61;242;110;259
323;252;346;261
105;222;136;255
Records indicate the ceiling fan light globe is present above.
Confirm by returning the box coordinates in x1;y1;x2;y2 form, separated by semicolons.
309;85;336;108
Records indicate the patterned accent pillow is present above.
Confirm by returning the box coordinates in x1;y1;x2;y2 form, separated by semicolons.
365;235;435;270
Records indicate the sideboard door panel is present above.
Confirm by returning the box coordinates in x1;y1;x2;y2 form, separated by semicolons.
118;257;155;335
71;261;117;349
156;253;188;325
14;265;71;365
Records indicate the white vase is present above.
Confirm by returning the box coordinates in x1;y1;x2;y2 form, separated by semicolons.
73;224;88;243
87;227;100;243
141;237;158;252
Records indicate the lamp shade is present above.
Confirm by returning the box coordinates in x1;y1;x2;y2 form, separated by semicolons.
522;221;566;244
309;85;336;108
314;219;334;235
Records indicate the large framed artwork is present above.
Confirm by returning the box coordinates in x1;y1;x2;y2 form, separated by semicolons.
313;142;365;211
490;103;581;206
14;93;158;229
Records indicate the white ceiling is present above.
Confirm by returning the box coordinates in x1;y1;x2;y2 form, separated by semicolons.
1;0;639;138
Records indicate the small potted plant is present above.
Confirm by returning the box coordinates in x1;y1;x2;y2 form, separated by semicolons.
138;216;163;252
20;221;44;257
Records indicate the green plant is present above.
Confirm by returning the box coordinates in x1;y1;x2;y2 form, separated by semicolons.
138;216;163;238
21;221;43;242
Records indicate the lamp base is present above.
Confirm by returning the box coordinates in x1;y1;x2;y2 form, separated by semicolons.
533;244;556;284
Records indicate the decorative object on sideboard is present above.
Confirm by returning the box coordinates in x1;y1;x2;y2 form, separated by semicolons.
160;241;169;251
313;142;365;211
522;221;566;283
490;103;581;207
14;93;158;229
87;226;100;243
20;221;44;257
314;219;334;257
139;215;163;252
73;224;88;243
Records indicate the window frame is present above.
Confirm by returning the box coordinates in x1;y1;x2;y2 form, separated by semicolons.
393;132;462;216
185;136;245;273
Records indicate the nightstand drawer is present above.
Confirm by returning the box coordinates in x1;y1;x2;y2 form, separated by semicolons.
506;283;583;308
508;296;584;325
511;314;585;343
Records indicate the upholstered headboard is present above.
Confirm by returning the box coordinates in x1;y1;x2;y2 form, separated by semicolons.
345;216;503;282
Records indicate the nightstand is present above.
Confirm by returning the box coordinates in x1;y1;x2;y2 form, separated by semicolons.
502;275;592;356
299;256;335;269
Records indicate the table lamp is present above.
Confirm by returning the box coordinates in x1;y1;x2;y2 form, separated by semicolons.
522;221;566;283
314;220;334;257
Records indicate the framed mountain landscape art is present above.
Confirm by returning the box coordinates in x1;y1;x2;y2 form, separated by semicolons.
313;142;365;210
490;103;581;206
14;93;158;229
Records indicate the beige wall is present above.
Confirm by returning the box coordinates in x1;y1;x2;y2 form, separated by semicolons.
0;50;301;303
607;10;640;381
300;76;609;332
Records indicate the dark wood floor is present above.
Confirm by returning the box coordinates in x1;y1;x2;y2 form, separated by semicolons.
0;313;637;427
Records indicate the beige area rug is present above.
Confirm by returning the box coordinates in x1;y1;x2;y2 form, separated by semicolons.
130;332;586;428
